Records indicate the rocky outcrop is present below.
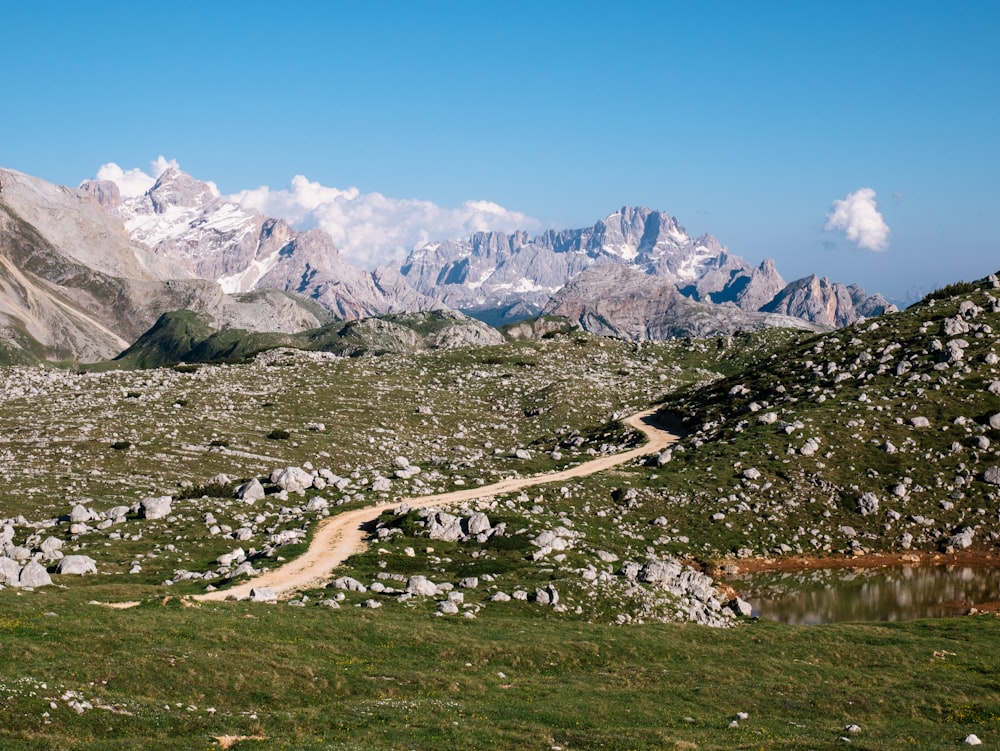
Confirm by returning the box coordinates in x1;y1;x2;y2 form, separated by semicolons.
762;275;895;328
115;308;502;368
543;266;828;340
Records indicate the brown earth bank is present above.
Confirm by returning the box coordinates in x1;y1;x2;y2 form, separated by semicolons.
711;549;1000;615
707;548;1000;576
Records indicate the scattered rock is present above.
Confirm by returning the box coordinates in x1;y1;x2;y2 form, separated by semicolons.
857;492;880;516
331;576;367;592
437;600;459;615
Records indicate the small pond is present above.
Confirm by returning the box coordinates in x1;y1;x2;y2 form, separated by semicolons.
726;565;1000;625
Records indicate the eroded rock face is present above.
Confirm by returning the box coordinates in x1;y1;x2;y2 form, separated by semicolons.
91;167;440;321
399;207;767;322
0;167;332;364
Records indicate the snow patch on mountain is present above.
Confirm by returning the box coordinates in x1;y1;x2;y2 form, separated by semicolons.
217;249;282;294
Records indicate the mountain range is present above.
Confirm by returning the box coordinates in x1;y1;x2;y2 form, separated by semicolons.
0;164;896;364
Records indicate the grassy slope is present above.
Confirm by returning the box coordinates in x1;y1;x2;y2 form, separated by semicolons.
112;309;501;369
648;276;1000;561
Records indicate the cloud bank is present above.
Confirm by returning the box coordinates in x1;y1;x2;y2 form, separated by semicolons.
824;187;890;251
91;157;537;269
231;176;538;269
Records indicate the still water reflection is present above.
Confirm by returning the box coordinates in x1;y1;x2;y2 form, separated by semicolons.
727;565;1000;625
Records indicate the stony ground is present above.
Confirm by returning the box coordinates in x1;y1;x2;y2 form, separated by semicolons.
0;332;797;625
2;274;999;628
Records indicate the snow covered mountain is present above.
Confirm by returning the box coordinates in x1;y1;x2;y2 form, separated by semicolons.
82;165;893;334
82;168;438;320
396;206;892;328
0;167;327;363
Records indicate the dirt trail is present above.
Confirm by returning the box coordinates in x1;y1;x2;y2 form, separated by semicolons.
197;408;678;601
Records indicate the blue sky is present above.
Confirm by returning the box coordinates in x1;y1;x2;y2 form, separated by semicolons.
2;1;998;303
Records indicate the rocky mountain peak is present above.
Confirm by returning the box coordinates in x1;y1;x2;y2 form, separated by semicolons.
84;166;439;321
147;167;220;214
80;179;121;210
543;265;827;340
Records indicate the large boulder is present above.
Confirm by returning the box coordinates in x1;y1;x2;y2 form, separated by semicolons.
0;557;21;585
405;575;439;597
331;576;367;592
465;512;492;536
425;512;465;542
140;496;173;520
638;559;683;584
56;555;98;575
18;560;52;588
271;467;314;494
69;504;93;523
947;528;975;550
236;478;266;503
39;537;63;555
248;587;278;602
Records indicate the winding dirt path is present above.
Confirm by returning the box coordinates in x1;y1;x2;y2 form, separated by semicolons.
197;408;678;601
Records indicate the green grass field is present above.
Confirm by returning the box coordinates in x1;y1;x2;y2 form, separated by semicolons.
1;590;998;750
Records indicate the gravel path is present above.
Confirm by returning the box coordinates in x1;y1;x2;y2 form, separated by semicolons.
197;408;678;601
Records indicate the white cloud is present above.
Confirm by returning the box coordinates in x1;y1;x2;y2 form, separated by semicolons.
93;156;179;198
824;187;890;251
230;176;538;269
